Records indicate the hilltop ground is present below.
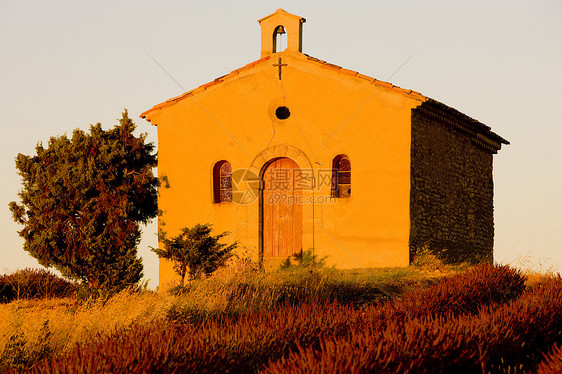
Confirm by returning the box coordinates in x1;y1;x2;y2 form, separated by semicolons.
0;260;560;373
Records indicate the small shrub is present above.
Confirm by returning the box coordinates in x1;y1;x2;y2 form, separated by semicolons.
278;249;328;270
0;268;77;303
152;224;237;284
411;244;445;271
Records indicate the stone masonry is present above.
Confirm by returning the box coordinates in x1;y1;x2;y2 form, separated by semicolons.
409;100;503;263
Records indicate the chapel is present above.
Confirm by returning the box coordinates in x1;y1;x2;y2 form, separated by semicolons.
141;9;509;288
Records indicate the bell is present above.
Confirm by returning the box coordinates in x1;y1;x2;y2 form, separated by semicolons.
275;25;286;35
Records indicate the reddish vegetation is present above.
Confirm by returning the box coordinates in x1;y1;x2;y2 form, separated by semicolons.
21;264;562;373
370;263;526;322
31;302;359;373
266;275;561;373
537;344;562;374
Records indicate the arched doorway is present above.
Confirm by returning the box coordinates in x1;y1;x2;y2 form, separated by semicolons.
261;157;303;258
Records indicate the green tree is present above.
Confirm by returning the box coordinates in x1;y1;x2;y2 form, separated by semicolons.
9;110;158;291
152;224;237;284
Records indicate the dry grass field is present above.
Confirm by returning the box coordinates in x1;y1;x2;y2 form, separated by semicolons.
0;262;560;373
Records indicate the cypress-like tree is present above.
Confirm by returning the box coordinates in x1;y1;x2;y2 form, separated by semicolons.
9;110;158;291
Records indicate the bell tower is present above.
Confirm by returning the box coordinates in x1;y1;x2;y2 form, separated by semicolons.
258;9;306;58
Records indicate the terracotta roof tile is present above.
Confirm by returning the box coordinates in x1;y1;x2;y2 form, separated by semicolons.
375;80;393;89
200;81;216;90
392;86;408;94
322;63;342;72
244;59;265;69
356;73;375;83
408;91;425;101
423;99;509;146
339;68;358;77
305;55;322;63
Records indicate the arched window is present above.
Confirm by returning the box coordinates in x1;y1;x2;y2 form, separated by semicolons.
332;155;351;198
213;161;232;203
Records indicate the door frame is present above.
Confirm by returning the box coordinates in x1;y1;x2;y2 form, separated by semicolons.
249;145;315;265
259;157;304;260
259;157;281;262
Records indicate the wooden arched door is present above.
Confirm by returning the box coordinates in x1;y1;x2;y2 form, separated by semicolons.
262;158;303;258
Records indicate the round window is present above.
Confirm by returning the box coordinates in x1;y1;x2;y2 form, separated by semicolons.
275;106;291;120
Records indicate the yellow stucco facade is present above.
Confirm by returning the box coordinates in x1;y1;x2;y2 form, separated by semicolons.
142;9;431;288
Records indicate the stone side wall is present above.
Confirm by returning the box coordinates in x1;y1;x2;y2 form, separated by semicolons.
409;102;495;263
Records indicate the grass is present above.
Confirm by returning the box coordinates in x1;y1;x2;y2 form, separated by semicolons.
0;262;559;373
0;265;431;371
0;291;170;371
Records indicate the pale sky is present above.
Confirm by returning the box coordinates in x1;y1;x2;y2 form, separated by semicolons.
1;0;561;288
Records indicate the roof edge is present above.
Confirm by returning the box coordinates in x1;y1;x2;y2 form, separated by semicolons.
140;52;429;123
140;53;509;151
426;99;509;145
257;8;305;24
415;99;509;153
303;53;428;103
140;56;272;122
